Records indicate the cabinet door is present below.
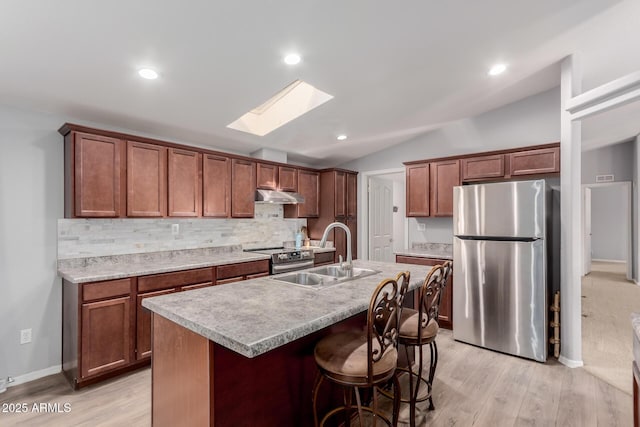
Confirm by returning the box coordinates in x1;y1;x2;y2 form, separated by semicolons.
81;296;132;378
203;154;231;218
297;170;320;217
73;132;125;217
136;288;176;361
256;163;278;190
231;159;256;218
406;163;430;217
127;141;167;217
395;255;452;329
346;173;358;218
278;166;297;192
334;171;346;217
507;147;560;176
430;160;460;217
346;218;357;260
168;148;201;217
461;154;504;182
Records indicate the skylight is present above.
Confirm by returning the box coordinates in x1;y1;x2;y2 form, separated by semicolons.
227;80;334;136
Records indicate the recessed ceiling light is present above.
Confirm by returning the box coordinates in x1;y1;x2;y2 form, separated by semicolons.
337;135;348;141
284;54;302;65
138;68;159;80
488;63;507;76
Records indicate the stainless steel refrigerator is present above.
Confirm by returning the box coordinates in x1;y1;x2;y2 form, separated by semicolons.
452;179;552;362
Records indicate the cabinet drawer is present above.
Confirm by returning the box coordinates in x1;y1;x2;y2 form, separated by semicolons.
314;251;335;265
216;277;244;285
138;268;213;293
396;255;446;266
461;154;505;181
217;260;269;280
83;278;132;302
181;282;213;291
507;147;559;176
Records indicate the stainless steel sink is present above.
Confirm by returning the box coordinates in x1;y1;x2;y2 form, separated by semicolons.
308;266;380;280
272;272;338;287
271;266;381;289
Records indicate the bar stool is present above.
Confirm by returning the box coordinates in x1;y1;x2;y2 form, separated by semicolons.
312;276;403;427
395;261;452;427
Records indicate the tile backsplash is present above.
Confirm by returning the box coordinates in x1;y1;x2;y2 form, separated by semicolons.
58;204;306;259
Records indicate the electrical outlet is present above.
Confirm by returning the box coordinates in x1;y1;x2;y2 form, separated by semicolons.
417;223;426;231
171;224;179;235
20;328;32;345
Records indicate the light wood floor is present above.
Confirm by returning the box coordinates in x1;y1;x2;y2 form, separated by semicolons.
582;261;640;395
0;330;631;426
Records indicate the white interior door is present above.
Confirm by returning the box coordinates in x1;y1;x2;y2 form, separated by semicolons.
583;187;592;276
369;177;394;262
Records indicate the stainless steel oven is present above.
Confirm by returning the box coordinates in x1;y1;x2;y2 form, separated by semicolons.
243;247;315;274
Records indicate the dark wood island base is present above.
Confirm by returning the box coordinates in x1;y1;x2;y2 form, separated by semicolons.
151;312;367;427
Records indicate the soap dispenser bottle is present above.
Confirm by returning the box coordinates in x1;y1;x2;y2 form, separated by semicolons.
295;229;303;249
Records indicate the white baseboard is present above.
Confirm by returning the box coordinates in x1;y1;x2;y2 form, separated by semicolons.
6;365;61;388
591;258;626;263
558;355;584;368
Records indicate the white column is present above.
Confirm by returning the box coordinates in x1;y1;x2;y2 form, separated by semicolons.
559;55;584;367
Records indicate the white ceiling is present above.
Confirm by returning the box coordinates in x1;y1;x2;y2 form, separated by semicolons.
1;0;639;166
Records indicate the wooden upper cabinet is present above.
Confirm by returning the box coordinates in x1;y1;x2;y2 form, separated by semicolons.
278;166;297;192
406;163;430;217
72;132;125;217
461;154;504;182
256;163;278;190
334;171;346;217
295;170;320;217
203;154;231;218
346;173;357;218
168;148;201;217
231;159;256;218
127;141;167;217
430;160;460;217
507;147;560;176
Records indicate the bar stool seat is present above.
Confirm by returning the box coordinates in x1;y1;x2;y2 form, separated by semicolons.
315;331;398;385
398;309;439;344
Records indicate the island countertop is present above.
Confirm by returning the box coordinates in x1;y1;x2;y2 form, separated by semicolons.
142;259;433;358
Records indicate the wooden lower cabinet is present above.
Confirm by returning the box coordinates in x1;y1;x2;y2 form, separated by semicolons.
396;255;453;329
216;259;269;284
136;288;177;361
81;296;132;378
314;251;335;266
63;261;265;388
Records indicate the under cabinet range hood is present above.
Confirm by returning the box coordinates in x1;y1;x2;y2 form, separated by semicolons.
255;189;305;204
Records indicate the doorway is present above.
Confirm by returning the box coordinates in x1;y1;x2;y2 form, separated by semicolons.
581;182;632;280
360;169;407;262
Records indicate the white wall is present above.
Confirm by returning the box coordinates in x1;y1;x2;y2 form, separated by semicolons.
0;105;64;383
582;140;634;184
590;185;629;261
409;218;454;245
340;87;560;173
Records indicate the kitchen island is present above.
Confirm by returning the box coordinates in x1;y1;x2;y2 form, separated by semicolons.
142;259;434;427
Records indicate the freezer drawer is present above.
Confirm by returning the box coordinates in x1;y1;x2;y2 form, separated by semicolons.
453;238;547;362
453;180;546;238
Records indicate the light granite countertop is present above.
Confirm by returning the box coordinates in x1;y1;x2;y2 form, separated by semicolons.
632;313;640;365
58;245;337;284
142;259;434;358
395;243;453;260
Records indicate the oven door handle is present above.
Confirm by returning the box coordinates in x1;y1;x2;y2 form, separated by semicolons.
271;260;315;274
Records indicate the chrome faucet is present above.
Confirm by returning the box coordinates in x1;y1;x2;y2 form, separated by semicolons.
319;222;352;272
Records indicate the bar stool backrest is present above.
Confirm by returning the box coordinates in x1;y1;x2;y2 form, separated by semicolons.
395;271;411;307
367;277;401;383
418;265;445;341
